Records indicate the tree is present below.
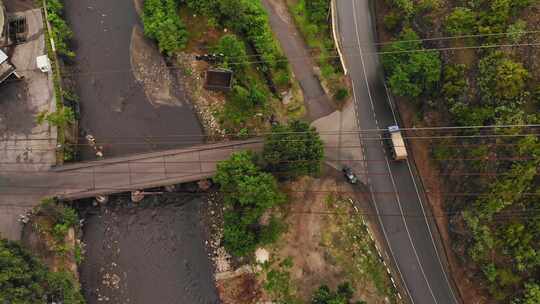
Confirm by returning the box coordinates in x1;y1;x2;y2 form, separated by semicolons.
445;7;476;35
478;51;529;101
214;34;248;73
305;0;330;25
263;120;324;178
515;282;540;304
311;282;365;304
382;28;442;98
215;152;285;256
0;239;84;304
142;0;188;55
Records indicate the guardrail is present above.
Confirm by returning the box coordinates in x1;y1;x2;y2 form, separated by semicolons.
330;0;347;75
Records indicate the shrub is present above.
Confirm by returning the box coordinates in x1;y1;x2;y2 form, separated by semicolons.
214;34;248;73
334;87;349;101
142;0;188;55
215;152;285;256
0;239;85;304
263;120;324;178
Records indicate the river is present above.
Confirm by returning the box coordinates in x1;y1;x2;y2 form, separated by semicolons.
64;0;203;160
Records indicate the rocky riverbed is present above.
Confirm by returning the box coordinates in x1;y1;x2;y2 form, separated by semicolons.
77;191;219;304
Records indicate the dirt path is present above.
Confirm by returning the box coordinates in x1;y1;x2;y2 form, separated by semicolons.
78;194;219;304
261;0;334;121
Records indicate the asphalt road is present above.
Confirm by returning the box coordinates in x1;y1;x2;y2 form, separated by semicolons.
336;1;458;303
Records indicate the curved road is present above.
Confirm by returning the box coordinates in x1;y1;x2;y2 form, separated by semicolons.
336;1;458;303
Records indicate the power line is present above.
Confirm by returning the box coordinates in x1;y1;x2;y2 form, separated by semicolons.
1;187;540;197
2;124;537;142
7;41;540;77
1;133;538;151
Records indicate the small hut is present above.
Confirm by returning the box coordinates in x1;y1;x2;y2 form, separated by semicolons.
204;68;233;92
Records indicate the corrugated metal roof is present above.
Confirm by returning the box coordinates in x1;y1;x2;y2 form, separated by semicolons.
0;49;7;64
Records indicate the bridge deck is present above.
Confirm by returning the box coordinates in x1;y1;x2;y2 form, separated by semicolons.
1;139;263;202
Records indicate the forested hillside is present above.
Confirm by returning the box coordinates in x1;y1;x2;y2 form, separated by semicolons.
378;0;540;302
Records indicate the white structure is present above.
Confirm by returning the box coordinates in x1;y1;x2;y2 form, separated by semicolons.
36;55;51;72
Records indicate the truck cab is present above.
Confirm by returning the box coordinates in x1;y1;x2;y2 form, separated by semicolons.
387;125;407;161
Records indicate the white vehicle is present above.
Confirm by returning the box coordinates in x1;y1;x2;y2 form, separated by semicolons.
387;125;407;161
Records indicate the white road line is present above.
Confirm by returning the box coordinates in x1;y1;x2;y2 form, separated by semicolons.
351;0;437;302
382;80;398;125
383;145;438;303
352;0;378;123
406;159;459;303
351;76;412;304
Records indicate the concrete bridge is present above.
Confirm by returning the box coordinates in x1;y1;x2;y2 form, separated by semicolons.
0;139;262;202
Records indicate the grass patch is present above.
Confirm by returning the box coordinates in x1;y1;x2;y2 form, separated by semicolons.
322;197;399;302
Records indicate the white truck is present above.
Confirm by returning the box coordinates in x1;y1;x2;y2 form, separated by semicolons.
387;125;407;161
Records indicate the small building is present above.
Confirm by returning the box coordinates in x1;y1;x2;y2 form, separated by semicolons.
0;1;21;85
0;49;17;83
204;68;233;91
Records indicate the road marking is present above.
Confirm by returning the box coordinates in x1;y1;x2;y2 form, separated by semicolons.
406;159;459;303
381;140;438;303
382;80;398;125
351;1;438;302
351;0;378;125
351;75;411;303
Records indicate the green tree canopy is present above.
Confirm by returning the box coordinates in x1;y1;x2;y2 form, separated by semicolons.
515;283;540;304
382;28;442;98
215;152;285;256
143;0;188;55
214;34;248;73
445;7;476;35
311;283;365;304
478;51;529;101
263;120;324;178
0;239;84;304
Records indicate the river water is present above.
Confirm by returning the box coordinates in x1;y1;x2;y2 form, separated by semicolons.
62;1;218;302
77;194;219;304
64;0;203;159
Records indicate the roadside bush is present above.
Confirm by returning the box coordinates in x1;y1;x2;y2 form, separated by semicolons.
143;0;188;55
36;107;75;128
305;0;329;25
263;120;324;179
334;87;349;101
383;11;402;32
390;0;414;17
45;0;75;58
215;152;285;257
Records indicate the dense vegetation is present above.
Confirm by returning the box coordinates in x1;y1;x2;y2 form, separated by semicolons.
142;0;188;55
0;239;85;304
182;0;291;90
380;0;540;302
215;151;285;256
263;120;324;178
311;283;366;304
215;122;323;256
45;0;75;58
